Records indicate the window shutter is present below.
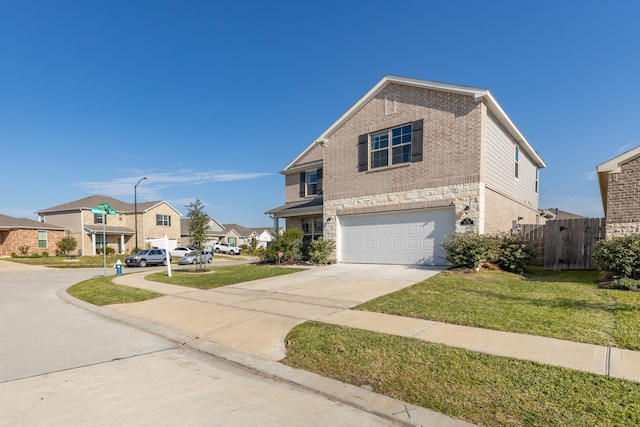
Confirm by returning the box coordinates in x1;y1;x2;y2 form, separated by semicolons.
317;168;323;194
411;119;424;163
358;134;368;172
299;172;306;197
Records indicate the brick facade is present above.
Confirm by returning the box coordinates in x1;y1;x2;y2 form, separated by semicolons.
0;228;65;257
270;76;545;262
483;187;541;234
605;156;640;237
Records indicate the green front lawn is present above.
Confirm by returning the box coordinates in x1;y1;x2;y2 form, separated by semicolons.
68;276;163;306
147;264;305;289
6;254;129;268
357;267;640;350
284;322;640;427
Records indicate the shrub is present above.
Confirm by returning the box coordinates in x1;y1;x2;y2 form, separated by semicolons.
494;234;535;273
610;278;640;291
41;251;49;257
441;232;534;273
309;238;335;265
18;245;30;256
265;229;304;263
594;234;640;280
441;232;497;270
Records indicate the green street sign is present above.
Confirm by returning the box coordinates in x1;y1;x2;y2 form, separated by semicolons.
107;209;117;215
98;203;110;209
91;208;105;214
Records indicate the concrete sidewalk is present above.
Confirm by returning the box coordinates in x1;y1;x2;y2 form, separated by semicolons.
108;262;640;383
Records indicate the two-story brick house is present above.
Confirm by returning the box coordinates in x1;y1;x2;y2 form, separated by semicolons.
37;195;181;255
266;75;546;265
597;145;640;238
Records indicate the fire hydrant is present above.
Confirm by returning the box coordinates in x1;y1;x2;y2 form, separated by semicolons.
114;259;123;276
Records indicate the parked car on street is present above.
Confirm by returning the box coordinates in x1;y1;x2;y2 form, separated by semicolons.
125;249;168;267
214;242;242;255
170;246;196;259
178;250;213;265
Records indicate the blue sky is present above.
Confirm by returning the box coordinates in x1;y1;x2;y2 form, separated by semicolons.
1;1;638;226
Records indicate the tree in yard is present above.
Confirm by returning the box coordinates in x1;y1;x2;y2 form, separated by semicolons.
56;232;78;257
185;199;211;269
266;229;304;263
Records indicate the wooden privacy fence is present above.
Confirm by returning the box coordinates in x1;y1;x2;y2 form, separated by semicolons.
521;218;606;270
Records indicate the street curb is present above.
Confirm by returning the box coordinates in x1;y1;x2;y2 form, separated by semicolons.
57;287;475;427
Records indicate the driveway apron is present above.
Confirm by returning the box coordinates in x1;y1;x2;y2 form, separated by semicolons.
110;264;444;360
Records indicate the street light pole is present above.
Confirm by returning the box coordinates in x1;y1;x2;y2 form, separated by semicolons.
134;177;148;253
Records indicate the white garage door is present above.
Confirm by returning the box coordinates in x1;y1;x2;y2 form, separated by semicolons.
338;208;455;265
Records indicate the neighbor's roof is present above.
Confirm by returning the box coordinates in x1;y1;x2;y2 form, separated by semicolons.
37;195;182;216
596;145;640;214
282;75;546;172
0;214;64;230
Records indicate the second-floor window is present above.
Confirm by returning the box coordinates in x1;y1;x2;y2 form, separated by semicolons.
156;214;171;226
370;123;413;169
299;169;322;197
514;146;520;179
306;170;318;196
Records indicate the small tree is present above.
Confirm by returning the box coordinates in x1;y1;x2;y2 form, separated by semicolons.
185;199;211;270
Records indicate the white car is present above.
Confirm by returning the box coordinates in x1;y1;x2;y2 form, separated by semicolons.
214;242;242;255
170;246;196;259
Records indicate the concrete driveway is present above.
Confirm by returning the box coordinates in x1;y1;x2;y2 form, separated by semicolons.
110;263;444;360
2;259;472;426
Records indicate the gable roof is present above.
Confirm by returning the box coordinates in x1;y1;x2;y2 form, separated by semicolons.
596;145;640;214
180;217;226;236
283;75;546;173
37;195;182;216
221;223;254;237
0;214;64;231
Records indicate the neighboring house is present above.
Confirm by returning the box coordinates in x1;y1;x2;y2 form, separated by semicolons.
543;208;585;221
36;195;181;255
266;75;546;265
179;217;226;250
0;214;65;257
222;224;275;249
597;145;640;238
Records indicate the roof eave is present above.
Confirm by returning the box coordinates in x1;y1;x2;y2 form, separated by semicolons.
281;75;546;173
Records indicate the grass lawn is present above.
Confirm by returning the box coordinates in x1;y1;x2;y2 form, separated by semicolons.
357;267;640;350
147;264;305;289
68;276;162;306
6;254;130;268
283;322;640;427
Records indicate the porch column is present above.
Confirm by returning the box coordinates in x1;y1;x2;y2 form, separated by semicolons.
90;233;96;256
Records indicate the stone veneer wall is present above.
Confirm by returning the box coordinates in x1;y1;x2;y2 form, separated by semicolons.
322;182;483;242
605;156;640;238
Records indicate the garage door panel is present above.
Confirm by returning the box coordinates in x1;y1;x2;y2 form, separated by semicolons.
339;208;454;266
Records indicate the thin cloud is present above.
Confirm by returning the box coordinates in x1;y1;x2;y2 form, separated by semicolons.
585;170;597;181
78;170;272;200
